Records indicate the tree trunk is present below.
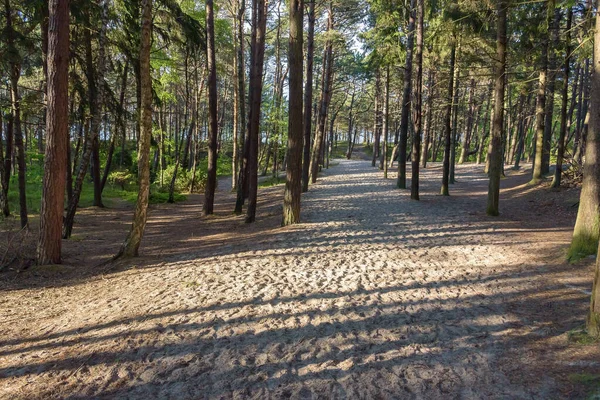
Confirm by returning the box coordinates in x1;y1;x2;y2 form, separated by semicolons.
381;66;390;178
411;0;423;200
421;69;434;168
37;0;69;264
569;12;600;259
397;0;416;189
63;2;108;237
586;0;600;337
552;8;572;188
116;0;153;257
542;8;561;174
309;4;333;184
532;0;553;182
5;0;27;228
283;0;303;226
486;0;507;216
373;69;381;168
245;0;268;223
301;0;315;193
459;77;476;164
441;44;456;196
204;0;219;215
102;61;129;192
232;0;246;192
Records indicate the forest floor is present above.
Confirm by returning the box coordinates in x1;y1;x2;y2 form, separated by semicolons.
1;154;600;399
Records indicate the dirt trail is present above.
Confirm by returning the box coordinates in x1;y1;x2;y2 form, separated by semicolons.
0;160;598;399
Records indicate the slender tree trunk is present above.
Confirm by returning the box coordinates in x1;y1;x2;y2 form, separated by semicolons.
63;2;108;237
5;0;27;228
450;49;460;184
37;0;69;265
309;4;333;184
411;0;423;200
373;69;381;168
301;0;315;192
116;0;153;257
231;0;246;191
283;0;303;225
542;8;561;174
245;0;268;223
441;44;456;196
397;0;416;189
459;77;476;164
204;0;219;215
381;66;390;178
532;0;553;182
487;0;507;216
552;8;572;188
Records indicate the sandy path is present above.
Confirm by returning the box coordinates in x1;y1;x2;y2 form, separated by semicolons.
0;160;596;399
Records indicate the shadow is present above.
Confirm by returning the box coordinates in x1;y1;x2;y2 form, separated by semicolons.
0;158;595;399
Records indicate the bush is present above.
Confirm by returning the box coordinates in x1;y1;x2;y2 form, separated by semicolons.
107;170;137;190
157;164;207;193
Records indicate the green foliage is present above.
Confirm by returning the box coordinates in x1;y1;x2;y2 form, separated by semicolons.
107;170;137;190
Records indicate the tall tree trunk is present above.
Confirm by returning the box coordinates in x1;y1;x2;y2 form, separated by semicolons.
459;77;476;164
569;13;600;259
381;66;390;178
420;70;434;168
245;0;268;223
373;69;381;168
204;0;219;215
586;0;600;337
63;2;108;237
117;0;153;257
411;0;423;200
5;0;27;228
450;49;460;183
38;0;69;265
283;0;303;225
309;4;333;184
397;0;416;189
486;0;507;216
542;8;561;174
231;0;246;191
552;8;572;188
102;61;129;192
532;0;553;182
301;0;315;192
441;43;456;196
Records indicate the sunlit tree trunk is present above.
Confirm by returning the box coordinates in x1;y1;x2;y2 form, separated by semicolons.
116;0;153;257
37;0;69;265
283;0;303;226
204;0;219;215
302;0;315;192
570;3;600;260
381;66;390;178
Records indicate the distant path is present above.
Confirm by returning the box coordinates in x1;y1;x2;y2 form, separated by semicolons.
0;159;595;399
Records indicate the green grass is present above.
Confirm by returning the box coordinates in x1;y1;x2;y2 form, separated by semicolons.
568;233;599;262
259;176;285;188
568;327;600;345
569;373;600;399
